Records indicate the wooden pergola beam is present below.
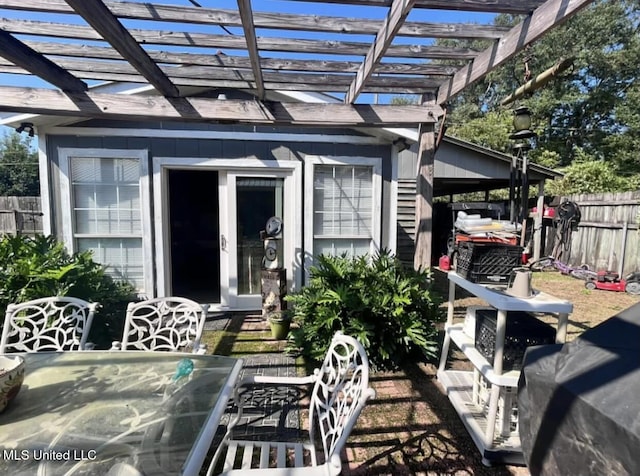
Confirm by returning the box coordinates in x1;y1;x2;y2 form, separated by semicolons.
0;57;442;91
0;86;444;126
413;93;436;271
237;0;265;100
283;0;543;14
0;29;87;92
0;0;510;40
345;0;415;104
23;41;459;76
437;0;596;104
63;0;180;97
0;67;441;94
0;18;479;60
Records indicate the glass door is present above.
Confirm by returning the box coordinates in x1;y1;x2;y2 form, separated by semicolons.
226;173;285;310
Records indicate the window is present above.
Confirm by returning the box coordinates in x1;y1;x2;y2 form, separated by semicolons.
60;149;150;292
305;157;381;261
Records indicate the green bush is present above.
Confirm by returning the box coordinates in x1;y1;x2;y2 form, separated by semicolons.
285;250;443;371
0;234;137;349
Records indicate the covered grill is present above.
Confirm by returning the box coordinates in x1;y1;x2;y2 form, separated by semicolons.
518;302;640;475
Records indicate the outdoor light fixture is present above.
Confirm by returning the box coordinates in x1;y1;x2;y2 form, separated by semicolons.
509;106;536;140
15;122;35;137
508;106;537;224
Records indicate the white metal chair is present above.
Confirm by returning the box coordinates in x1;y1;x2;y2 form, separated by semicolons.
111;297;209;354
208;331;376;476
0;296;98;353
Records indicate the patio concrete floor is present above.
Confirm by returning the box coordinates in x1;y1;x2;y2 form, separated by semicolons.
202;313;529;476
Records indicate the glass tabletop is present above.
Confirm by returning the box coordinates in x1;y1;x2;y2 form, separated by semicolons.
0;351;243;476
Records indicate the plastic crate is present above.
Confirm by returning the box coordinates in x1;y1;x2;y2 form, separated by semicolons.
463;305;493;340
455;242;523;285
472;370;519;438
474;309;555;371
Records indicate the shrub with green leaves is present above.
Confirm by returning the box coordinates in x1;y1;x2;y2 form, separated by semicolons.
0;234;136;349
285;250;443;371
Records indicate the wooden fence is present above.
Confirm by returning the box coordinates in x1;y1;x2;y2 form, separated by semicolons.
560;191;640;276
0;196;43;236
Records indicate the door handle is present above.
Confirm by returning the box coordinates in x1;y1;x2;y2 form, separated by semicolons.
221;234;227;251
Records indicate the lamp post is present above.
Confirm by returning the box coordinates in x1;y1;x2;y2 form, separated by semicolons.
508;107;537;224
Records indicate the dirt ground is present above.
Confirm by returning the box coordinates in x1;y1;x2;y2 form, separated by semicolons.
339;269;640;476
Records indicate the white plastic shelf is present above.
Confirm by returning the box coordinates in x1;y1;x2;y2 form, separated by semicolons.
448;271;573;314
438;271;573;466
437;369;524;466
446;324;519;387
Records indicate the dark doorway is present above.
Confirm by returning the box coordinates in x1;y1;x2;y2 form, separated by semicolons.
168;170;220;302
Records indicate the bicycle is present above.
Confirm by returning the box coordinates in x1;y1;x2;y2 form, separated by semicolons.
527;256;597;281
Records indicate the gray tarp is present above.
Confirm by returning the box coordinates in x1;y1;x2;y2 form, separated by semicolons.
518;302;640;476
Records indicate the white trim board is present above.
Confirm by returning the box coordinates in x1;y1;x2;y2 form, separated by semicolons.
37;133;52;236
45;127;389;145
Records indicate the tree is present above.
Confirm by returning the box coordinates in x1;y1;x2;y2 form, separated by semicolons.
0;131;39;196
440;0;640;193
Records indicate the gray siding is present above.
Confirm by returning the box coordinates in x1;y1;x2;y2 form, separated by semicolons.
45;130;393;249
398;139;554;182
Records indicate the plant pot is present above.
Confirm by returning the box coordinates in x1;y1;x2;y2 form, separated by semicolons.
268;317;291;340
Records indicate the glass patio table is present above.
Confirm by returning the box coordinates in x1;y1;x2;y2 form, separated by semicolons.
0;351;243;476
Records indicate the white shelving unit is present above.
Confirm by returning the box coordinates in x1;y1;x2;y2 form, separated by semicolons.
437;271;573;465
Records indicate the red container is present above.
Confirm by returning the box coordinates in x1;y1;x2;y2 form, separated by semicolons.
439;255;451;271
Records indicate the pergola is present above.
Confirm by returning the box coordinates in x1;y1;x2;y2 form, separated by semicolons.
0;0;595;268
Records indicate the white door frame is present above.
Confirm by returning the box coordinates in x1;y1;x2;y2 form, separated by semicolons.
152;157;302;311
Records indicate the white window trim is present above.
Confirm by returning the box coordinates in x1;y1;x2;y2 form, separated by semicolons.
304;156;382;277
58;148;153;294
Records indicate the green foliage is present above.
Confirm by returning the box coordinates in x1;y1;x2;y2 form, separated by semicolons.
546;158;640;195
441;0;640;180
285;250;443;371
447;110;513;152
0;234;136;349
0;131;39;196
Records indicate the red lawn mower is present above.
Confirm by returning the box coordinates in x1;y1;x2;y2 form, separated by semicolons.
585;270;640;294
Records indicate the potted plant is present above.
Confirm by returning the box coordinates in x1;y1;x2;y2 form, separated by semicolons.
267;311;291;340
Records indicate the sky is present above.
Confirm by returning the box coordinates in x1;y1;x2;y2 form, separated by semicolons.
0;0;497;136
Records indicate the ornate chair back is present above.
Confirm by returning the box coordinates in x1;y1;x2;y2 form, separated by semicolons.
308;331;374;465
0;296;98;352
120;297;208;353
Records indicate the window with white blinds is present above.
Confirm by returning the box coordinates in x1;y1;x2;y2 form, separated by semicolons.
70;156;144;290
310;161;380;258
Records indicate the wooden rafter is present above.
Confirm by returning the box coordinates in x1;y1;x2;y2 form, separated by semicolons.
345;0;415;104
22;41;459;76
0;0;596;118
0;0;511;40
63;0;180;97
0;59;442;94
0;86;443;126
236;0;265;100
0;18;480;61
282;0;544;14
437;0;596;104
0;29;87;92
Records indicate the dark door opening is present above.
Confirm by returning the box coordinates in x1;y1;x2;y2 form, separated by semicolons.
168;170;220;303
